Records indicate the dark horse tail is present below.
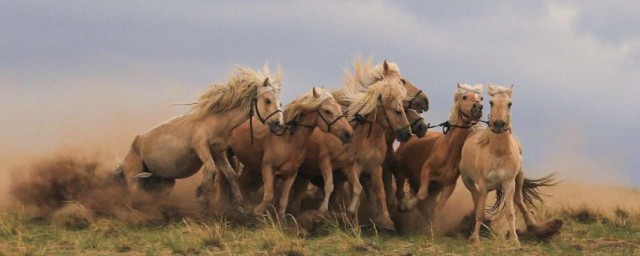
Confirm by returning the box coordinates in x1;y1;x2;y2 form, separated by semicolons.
489;173;559;213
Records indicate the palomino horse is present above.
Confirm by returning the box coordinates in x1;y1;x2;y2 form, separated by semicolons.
459;84;562;246
121;65;285;214
226;87;353;216
292;61;411;230
395;84;484;229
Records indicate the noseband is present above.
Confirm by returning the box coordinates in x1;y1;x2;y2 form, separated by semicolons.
249;98;283;144
405;90;424;110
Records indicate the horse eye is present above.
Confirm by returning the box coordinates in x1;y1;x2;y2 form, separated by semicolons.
400;79;406;85
324;110;331;114
265;99;271;104
508;102;512;107
395;109;401;115
480;96;484;101
490;101;494;106
462;95;467;100
279;103;283;107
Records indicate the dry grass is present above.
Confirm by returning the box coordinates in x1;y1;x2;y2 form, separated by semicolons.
0;204;639;256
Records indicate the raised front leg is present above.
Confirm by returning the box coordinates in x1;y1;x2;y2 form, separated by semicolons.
372;167;395;231
193;141;218;215
319;157;334;212
398;164;431;212
254;163;274;215
212;150;245;214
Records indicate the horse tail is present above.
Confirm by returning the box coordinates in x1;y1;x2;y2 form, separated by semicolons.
522;173;559;208
487;173;558;215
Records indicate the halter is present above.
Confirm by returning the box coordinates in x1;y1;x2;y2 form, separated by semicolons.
249;98;283;144
350;98;410;138
486;114;512;134
405;90;424;110
286;109;346;135
410;116;425;131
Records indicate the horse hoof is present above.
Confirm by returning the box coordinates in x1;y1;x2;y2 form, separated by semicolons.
234;205;245;215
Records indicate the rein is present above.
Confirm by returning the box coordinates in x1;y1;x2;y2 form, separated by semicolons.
249;98;283;144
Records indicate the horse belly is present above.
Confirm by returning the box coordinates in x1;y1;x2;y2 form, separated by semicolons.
143;142;202;179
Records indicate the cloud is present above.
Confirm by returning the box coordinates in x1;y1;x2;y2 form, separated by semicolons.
1;1;638;185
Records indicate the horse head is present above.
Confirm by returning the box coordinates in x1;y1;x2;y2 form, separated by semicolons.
487;84;514;134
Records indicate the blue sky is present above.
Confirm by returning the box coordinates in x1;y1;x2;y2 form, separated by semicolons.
1;1;639;186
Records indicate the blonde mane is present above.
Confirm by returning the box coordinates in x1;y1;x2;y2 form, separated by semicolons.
343;56;402;93
449;83;483;125
283;87;334;123
189;64;282;118
346;78;407;121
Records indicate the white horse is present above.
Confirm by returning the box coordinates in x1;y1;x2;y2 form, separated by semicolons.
121;65;285;214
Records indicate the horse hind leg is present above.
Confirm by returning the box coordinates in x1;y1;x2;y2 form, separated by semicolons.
514;169;563;240
213;151;245;214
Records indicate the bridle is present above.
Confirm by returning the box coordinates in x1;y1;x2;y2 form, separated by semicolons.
405;90;424;110
350;98;410;138
486;114;511;134
249;98;283;144
286;109;346;135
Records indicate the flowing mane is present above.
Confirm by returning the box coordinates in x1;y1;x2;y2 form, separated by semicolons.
343;56;402;93
189;64;282;118
449;83;483;125
283;87;334;123
346;78;407;121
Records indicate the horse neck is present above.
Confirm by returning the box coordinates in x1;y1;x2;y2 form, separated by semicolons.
204;104;251;133
487;129;515;155
442;118;474;156
352;110;386;146
279;112;317;150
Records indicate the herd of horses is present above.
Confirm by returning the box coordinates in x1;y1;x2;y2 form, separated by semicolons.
119;58;562;247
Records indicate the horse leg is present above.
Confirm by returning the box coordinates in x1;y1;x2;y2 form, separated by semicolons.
398;165;431;212
212;150;245;214
393;166;407;208
344;164;363;216
372;167;394;231
470;182;487;243
289;174;310;215
434;183;457;232
122;136;145;194
319;158;334;212
417;188;439;235
514;170;536;226
503;180;520;248
254;164;274;215
193;142;218;215
278;171;298;217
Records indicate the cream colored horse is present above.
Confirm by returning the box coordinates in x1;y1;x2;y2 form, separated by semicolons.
121;65;285;214
227;87;353;216
459;84;561;246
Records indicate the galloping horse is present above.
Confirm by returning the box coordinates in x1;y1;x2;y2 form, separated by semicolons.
459;84;562;246
227;87;353;216
121;65;285;214
293;61;411;230
395;84;484;230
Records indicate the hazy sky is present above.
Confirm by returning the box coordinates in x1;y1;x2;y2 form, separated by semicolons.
1;1;639;186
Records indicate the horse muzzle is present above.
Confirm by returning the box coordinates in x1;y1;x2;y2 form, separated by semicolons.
268;120;286;134
340;131;354;144
471;103;483;120
412;122;428;138
396;127;412;143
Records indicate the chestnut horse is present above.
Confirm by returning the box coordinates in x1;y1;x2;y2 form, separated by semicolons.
459;84;562;246
226;87;353;216
121;65;285;214
395;84;484;230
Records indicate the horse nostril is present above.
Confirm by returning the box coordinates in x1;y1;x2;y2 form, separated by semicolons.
494;120;505;128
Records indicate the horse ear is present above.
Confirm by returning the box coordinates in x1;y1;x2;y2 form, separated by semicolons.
263;77;270;87
457;83;462;89
383;60;390;76
508;84;514;96
488;84;495;92
312;87;320;98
